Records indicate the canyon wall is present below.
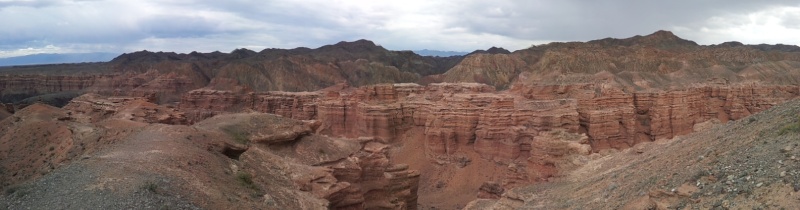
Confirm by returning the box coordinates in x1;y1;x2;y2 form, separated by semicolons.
181;82;800;162
0;75;102;102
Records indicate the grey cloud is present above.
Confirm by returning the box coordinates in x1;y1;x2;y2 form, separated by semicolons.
2;0;800;57
779;11;800;29
449;0;800;41
137;15;223;38
0;0;59;8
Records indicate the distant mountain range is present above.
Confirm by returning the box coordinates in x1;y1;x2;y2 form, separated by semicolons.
413;49;469;57
0;52;120;66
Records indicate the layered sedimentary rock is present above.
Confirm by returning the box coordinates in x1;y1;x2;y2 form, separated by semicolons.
179;89;320;123
0;75;102;102
181;83;580;164
324;141;420;209
181;82;800;161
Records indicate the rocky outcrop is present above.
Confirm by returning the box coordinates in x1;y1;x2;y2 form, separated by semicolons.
192;112;420;210
324;141;420;209
63;93;187;124
442;53;527;89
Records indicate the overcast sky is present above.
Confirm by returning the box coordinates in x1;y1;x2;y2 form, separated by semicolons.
1;0;800;57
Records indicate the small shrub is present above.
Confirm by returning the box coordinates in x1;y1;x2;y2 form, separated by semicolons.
778;117;800;136
141;182;158;193
236;172;260;191
237;172;253;185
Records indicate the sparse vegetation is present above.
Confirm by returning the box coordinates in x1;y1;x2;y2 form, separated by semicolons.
236;171;260;191
222;125;249;144
778;116;800;135
141;181;159;193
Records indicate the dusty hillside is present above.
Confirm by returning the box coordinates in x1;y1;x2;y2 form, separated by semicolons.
0;95;420;209
468;98;800;209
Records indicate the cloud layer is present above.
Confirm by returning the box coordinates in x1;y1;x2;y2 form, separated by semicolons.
1;0;799;57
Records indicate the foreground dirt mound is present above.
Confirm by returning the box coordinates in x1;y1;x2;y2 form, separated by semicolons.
0;95;422;209
468;99;800;209
0;103;103;189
